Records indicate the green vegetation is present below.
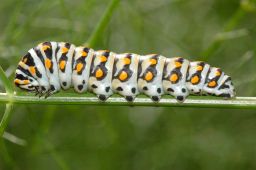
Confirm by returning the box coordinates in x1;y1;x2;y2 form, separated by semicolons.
0;0;256;169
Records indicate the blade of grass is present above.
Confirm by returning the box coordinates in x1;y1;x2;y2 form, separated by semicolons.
200;7;246;60
3;131;27;146
85;0;120;47
0;93;256;109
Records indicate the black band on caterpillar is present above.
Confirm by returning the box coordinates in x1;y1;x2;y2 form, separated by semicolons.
14;41;236;102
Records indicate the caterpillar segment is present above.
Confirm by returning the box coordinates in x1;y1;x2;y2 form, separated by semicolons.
138;54;165;102
56;42;76;90
112;53;139;102
14;41;236;102
24;49;49;96
186;61;211;95
88;50;115;101
37;42;60;96
72;47;94;93
163;57;190;102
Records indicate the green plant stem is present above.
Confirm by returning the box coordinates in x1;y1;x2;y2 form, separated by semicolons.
0;66;14;137
85;0;120;47
0;93;256;109
0;104;13;136
0;67;14;96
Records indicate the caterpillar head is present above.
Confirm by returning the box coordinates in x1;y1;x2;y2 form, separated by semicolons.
14;69;38;92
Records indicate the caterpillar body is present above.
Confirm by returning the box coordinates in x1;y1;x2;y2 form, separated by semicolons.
14;41;236;102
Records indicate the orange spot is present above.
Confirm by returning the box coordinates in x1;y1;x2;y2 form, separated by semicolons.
145;71;153;81
45;58;52;69
191;75;199;84
119;71;128;81
42;45;51;51
149;59;157;65
76;63;84;73
215;71;221;76
59;60;66;70
208;81;217;87
123;57;131;65
29;67;36;75
23;80;30;85
81;51;87;57
175;61;182;68
100;55;107;62
14;79;20;85
170;73;178;82
197;65;203;71
96;68;103;78
61;47;69;54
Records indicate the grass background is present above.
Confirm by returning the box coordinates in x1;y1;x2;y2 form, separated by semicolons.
0;0;256;169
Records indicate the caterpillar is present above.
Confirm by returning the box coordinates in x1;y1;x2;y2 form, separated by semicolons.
14;41;236;102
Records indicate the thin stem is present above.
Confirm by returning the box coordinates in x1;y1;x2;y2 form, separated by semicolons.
0;65;14;137
0;104;13;137
0;66;14;96
0;93;256;109
85;0;120;47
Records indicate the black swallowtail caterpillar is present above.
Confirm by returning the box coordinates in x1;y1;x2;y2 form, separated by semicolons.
14;41;236;102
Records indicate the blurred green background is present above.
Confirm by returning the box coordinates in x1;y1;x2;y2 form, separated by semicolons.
1;0;256;169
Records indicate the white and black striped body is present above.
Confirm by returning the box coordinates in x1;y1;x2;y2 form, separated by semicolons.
14;41;236;102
